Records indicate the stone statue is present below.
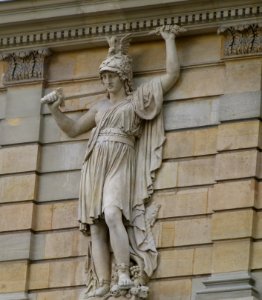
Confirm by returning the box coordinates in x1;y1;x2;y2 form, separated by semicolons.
41;25;182;299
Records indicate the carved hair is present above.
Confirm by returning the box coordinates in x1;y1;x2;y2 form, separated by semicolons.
99;34;133;95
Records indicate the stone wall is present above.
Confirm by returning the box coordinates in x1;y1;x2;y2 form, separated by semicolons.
0;1;262;300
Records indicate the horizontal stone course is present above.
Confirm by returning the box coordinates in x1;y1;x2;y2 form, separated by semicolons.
0;174;37;203
0;144;39;175
28;288;81;300
251;241;262;270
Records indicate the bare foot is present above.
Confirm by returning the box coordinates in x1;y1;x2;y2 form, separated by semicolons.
117;264;134;290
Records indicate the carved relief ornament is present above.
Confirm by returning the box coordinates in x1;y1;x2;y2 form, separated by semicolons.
0;48;51;84
218;23;262;56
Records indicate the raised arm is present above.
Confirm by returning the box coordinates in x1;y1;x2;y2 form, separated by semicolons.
44;90;96;138
158;25;182;94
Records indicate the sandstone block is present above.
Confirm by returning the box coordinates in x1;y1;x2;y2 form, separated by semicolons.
219;91;261;121
153;187;208;219
209;179;256;211
29;289;80;300
41;112;89;143
0;174;37;203
0;232;31;261
164;97;219;130
0;203;34;232
251;241;262;270
29;262;50;290
254;211;262;239
6;84;42;117
256;182;262;209
0;144;39;174
0;261;28;293
193;246;212;275
154;161;178;189
149;278;192;300
163;127;217;159
1;116;41;145
217;120;260;151
154;249;194;278
165;66;224;101
224;60;262;94
212;210;254;240
215;150;258;180
38;171;81;202
158;221;176;248
33;203;53;231
0;91;6;119
40;141;86;172
175;217;211;246
177;157;215;187
212;239;251;273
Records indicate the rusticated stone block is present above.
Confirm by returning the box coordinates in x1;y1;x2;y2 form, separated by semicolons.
29;262;50;290
158;221;176;248
149;278;192;300
152;187;208;218
38;171;81;201
154;249;194;278
212;239;251;273
0;144;39;174
217;120;260;151
33;200;78;231
224;60;262;94
254;212;262;239
212;210;254;240
165;66;224;101
0;261;28;293
164;97;219;131
251;241;262;270
154;161;178;189
40;141;86;172
215;150;258;180
177;157;215;187
164;127;217;159
0;174;37;203
0;203;34;232
193;246;212;275
209;179;256;211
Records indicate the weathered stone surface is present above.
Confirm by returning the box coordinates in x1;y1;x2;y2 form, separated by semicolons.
149;278;192;300
252;241;262;269
152;187;209;218
0;92;6;119
164;127;217;159
0;174;37;203
154;249;194;278
38;171;80;201
177;157;215;187
256;182;262;209
1;116;41;145
0;232;31;261
41;112;89;143
0;261;28;293
0;144;39;174
0;203;34;232
215;150;258;180
154;161;178;189
212;210;254;240
254;212;262;239
212;239;251;273
33;200;78;231
6;84;42;117
209;179;256;211
164;97;219;130
28;262;50;290
28;288;81;300
40;141;86;172
224;60;262;94
193;246;212;275
219;91;262;121
217;120;260;151
165;66;224;101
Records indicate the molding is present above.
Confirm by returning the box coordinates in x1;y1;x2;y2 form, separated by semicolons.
218;23;262;57
0;2;261;51
0;48;51;85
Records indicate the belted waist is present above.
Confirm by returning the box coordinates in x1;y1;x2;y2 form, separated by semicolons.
97;128;135;148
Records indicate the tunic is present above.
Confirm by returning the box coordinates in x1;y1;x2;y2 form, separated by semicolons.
79;78;165;277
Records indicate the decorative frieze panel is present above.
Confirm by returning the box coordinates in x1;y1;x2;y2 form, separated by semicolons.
0;48;50;84
218;23;262;56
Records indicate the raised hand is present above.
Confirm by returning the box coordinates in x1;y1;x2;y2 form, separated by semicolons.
41;87;64;109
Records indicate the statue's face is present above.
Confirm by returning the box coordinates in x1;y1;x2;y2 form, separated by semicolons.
101;71;123;94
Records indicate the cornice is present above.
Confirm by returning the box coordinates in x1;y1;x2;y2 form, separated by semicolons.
0;1;261;51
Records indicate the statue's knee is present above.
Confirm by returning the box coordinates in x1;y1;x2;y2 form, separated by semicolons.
104;207;121;228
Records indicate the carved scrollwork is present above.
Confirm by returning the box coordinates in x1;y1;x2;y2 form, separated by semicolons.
218;23;262;56
0;48;51;83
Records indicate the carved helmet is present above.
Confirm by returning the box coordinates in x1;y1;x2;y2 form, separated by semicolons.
99;34;133;94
